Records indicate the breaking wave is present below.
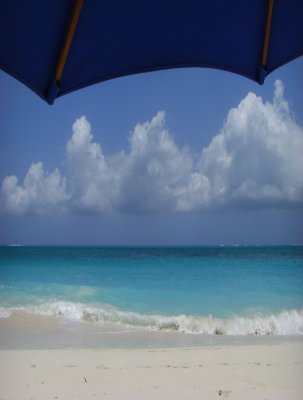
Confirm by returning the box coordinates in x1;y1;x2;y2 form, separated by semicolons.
1;302;302;336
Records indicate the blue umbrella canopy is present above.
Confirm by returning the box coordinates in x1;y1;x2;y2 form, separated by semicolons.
1;0;302;104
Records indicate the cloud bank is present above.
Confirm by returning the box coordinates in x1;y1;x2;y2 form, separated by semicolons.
1;80;303;215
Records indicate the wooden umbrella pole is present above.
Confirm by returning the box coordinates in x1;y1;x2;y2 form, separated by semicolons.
262;0;274;68
55;0;84;83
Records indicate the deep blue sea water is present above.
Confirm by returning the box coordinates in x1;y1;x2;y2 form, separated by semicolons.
0;246;302;336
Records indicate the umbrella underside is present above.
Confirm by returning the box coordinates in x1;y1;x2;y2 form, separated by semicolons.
1;0;302;104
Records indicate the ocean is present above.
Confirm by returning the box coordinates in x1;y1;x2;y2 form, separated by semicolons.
0;246;302;348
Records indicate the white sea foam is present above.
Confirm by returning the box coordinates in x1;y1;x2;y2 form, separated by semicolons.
1;301;303;335
0;306;13;318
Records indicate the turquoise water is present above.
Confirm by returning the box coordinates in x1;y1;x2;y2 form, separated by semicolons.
0;246;302;335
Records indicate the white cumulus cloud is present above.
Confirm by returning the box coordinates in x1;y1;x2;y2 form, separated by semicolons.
1;80;302;216
66;116;113;212
0;162;68;215
116;111;192;213
197;80;303;209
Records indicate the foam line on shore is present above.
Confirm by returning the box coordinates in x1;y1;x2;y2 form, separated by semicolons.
1;301;302;335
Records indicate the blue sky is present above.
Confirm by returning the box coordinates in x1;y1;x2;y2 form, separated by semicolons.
1;57;302;245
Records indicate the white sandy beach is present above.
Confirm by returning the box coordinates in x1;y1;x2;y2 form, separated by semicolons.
0;342;302;400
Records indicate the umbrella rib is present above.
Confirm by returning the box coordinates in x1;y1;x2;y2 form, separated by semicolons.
55;0;84;83
262;0;274;68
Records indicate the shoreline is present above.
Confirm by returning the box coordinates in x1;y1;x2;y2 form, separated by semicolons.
1;342;302;400
1;312;302;349
1;313;302;398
